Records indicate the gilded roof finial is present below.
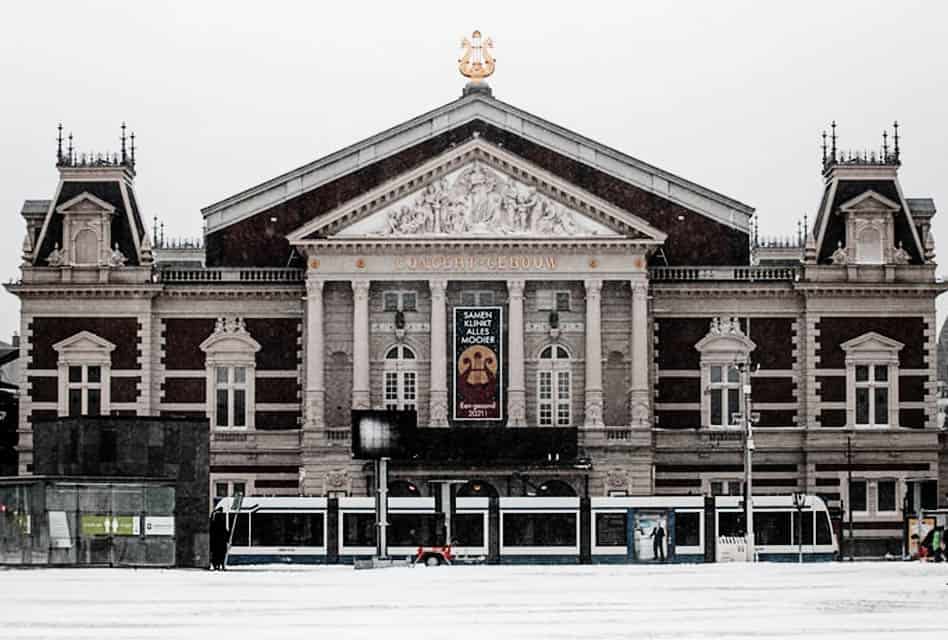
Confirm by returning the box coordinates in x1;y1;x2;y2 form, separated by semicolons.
459;30;495;83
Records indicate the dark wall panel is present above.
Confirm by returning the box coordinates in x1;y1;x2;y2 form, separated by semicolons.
817;317;926;369
30;317;140;369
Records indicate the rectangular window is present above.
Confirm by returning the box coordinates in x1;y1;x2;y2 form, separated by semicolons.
816;512;832;545
556;371;571;426
595;513;627;547
853;363;890;426
251;513;324;547
342;513;376;547
718;511;745;537
403;372;416;411
849;479;867;513
383;292;400;312
228;513;249;546
877;480;897;512
454;513;485;547
754;511;791;545
388;513;440;547
214;483;228;502
708;365;741;427
461;290;494;306
214;365;250;428
232;482;246;497
555;291;571;312
675;512;700;547
65;364;105;416
503;513;577;547
401;292;417;312
906;480;938;512
538;371;553;426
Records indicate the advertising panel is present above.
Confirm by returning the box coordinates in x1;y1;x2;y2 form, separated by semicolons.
453;306;503;421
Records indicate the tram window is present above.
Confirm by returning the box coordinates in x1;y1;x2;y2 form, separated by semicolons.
754;512;791;545
342;513;376;547
595;513;627;546
389;513;440;546
675;512;700;547
816;512;832;545
251;513;324;547
793;511;814;545
228;513;249;546
718;511;745;537
454;513;485;547
503;513;577;547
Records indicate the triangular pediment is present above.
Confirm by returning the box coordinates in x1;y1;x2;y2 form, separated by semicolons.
53;331;116;355
838;190;901;214
287;139;667;244
55;192;116;215
841;331;904;355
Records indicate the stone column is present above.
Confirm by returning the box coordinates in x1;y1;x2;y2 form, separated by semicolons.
584;279;604;427
351;280;371;410
629;277;650;427
507;279;527;426
304;278;325;429
428;279;449;427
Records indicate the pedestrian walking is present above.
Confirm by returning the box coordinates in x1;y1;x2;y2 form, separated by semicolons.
209;506;229;570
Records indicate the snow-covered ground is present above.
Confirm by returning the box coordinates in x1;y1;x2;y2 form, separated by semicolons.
3;562;946;639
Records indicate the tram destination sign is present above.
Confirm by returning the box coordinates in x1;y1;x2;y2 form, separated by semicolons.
453;306;503;421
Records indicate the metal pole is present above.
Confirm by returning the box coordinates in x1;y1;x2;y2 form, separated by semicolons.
376;457;389;559
743;364;755;562
847;436;854;561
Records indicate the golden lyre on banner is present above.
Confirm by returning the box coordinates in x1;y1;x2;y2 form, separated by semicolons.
458;30;495;82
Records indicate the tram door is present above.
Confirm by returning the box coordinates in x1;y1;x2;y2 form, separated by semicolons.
626;509;675;562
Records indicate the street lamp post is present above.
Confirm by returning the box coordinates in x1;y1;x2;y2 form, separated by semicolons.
792;492;807;564
742;362;756;563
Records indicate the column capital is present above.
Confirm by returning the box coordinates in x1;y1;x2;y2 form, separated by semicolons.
584;278;603;296
351;280;371;300
428;278;448;297
305;278;325;295
507;279;525;298
630;278;649;296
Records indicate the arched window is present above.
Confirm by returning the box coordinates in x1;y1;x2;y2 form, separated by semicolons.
856;226;883;264
383;345;417;411
456;479;498;498
537;479;576;497
538;345;571;426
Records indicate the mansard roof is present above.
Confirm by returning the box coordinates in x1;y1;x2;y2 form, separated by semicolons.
30;167;147;268
203;90;755;267
812;165;928;265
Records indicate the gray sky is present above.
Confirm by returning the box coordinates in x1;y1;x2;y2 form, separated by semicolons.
1;0;946;342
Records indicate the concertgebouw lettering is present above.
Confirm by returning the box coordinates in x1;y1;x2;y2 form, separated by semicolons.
394;255;558;272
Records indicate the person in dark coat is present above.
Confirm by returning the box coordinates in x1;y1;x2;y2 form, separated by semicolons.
650;521;666;562
209;507;230;570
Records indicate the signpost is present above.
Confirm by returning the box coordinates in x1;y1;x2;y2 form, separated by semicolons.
792;492;808;564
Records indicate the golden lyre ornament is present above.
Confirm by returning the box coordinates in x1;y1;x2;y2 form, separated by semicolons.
458;30;495;82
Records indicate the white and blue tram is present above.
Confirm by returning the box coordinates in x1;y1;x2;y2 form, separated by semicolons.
219;494;837;565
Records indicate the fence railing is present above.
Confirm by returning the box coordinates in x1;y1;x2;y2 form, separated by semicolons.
157;268;304;284
650;266;798;282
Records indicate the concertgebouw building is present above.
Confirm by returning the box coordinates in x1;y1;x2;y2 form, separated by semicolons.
8;44;947;557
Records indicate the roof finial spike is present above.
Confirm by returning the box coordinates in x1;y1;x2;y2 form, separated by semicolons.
797;220;803;246
130;131;136;166
803;213;809;242
882;130;889;160
67;132;74;164
57;123;64;164
153;215;158;246
121;122;127;164
821;130;828;165
831;120;837;161
160;221;164;246
893;120;900;161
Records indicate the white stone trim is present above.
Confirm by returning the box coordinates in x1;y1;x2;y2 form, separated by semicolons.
53;331;115;417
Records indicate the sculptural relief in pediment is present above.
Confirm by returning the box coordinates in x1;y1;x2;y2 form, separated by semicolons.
336;161;618;238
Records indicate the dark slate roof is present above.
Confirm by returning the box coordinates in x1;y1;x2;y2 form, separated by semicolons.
34;179;141;267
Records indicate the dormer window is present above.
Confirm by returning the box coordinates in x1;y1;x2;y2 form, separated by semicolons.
52;192;116;267
841;332;903;428
836;190;903;266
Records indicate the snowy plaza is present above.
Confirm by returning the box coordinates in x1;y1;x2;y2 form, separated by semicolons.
3;562;947;639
